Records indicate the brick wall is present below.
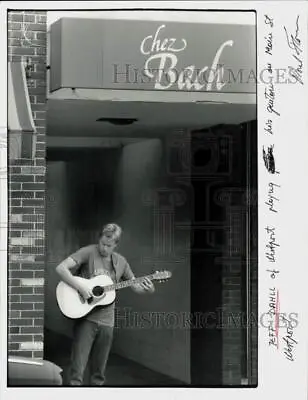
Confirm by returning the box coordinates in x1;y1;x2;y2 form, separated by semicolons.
8;10;47;359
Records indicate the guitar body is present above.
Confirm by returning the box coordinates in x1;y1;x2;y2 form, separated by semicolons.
56;275;116;319
56;269;172;320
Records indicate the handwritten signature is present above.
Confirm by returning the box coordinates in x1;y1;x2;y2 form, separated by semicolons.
284;15;303;85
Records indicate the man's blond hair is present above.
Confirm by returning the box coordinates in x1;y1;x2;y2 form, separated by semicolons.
100;223;122;243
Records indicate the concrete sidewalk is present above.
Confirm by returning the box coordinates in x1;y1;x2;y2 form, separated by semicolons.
55;352;185;386
44;329;185;386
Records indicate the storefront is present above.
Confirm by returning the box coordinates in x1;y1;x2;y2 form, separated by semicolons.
8;10;257;386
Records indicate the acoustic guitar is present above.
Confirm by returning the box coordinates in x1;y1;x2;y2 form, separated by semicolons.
56;270;172;319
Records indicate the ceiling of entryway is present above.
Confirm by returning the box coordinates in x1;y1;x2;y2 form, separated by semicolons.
47;97;256;147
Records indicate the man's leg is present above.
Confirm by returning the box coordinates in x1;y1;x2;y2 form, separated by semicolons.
89;324;114;386
68;319;97;386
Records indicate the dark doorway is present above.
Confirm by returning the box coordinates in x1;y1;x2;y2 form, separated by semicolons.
190;122;257;385
44;121;257;386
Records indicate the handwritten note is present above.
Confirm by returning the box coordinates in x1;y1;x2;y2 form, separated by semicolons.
263;13;301;362
265;226;280;263
267;286;279;349
281;314;298;362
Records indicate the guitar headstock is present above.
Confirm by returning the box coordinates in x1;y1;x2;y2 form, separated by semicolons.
152;270;172;283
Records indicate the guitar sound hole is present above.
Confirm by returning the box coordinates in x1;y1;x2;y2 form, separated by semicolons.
92;286;104;297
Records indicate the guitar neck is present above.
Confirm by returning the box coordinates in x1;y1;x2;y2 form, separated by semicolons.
105;274;156;292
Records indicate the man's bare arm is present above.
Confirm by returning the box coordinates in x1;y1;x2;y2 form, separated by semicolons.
56;257;92;299
56;257;79;289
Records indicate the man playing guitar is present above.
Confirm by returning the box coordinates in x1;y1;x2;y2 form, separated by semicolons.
55;223;155;386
